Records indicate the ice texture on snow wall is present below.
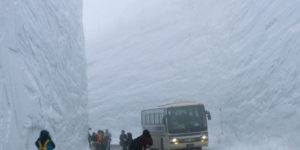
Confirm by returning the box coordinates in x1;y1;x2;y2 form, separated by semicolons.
0;0;87;150
85;0;300;149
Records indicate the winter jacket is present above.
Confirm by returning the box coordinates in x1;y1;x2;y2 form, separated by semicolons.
35;138;56;149
119;133;127;146
97;133;102;144
130;135;153;150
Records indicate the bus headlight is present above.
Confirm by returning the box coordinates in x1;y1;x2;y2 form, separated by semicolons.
171;138;178;143
170;138;179;144
201;135;208;140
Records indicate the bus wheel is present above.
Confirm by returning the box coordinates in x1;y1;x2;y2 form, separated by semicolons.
160;138;164;150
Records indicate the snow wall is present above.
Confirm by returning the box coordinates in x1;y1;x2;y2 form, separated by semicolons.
85;0;300;149
0;1;87;150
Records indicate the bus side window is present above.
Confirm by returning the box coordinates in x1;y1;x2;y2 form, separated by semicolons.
147;114;150;125
144;114;147;124
150;113;153;125
157;113;161;124
162;115;166;125
152;113;155;125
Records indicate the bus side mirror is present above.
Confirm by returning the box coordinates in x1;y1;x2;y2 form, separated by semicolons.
206;111;211;120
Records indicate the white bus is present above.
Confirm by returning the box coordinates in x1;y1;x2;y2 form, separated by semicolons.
141;101;211;150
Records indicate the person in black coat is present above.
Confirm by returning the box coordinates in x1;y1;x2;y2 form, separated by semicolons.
126;132;133;150
35;130;55;150
119;130;128;150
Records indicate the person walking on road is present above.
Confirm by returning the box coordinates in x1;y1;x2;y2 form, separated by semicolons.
140;130;153;150
91;132;98;150
130;130;153;150
119;130;128;150
88;128;93;148
35;130;56;150
104;129;112;150
96;130;103;150
127;132;133;150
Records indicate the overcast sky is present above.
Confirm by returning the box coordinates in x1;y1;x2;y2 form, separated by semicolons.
83;0;183;54
83;0;142;50
83;0;122;49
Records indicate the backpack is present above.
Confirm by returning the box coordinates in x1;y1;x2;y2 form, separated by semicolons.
46;145;53;150
38;139;49;150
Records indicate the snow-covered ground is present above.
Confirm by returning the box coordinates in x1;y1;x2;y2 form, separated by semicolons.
0;1;87;150
84;0;300;149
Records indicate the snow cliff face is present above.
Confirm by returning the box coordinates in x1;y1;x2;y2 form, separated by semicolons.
85;0;300;149
0;1;87;150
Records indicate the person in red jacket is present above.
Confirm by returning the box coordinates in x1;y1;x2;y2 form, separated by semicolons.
96;130;102;150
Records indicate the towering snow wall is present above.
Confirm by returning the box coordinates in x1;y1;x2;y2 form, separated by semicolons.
85;0;300;149
0;1;87;150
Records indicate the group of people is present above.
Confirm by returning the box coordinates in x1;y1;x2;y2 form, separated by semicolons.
89;129;112;150
119;130;133;150
120;130;153;150
34;129;152;150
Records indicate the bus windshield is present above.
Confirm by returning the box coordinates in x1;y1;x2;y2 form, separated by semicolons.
167;105;207;133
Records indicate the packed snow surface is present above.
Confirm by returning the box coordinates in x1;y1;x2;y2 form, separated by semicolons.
85;0;300;149
0;0;87;150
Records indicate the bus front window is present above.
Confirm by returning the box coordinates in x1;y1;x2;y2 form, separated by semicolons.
167;105;207;133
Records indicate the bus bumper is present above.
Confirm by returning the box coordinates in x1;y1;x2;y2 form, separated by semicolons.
168;141;208;150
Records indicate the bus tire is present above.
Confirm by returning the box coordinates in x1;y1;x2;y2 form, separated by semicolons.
160;138;164;150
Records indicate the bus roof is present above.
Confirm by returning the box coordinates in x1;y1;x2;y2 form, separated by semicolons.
144;100;204;111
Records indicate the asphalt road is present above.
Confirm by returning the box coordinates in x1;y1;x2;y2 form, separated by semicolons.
106;145;211;150
96;144;212;150
110;145;122;150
